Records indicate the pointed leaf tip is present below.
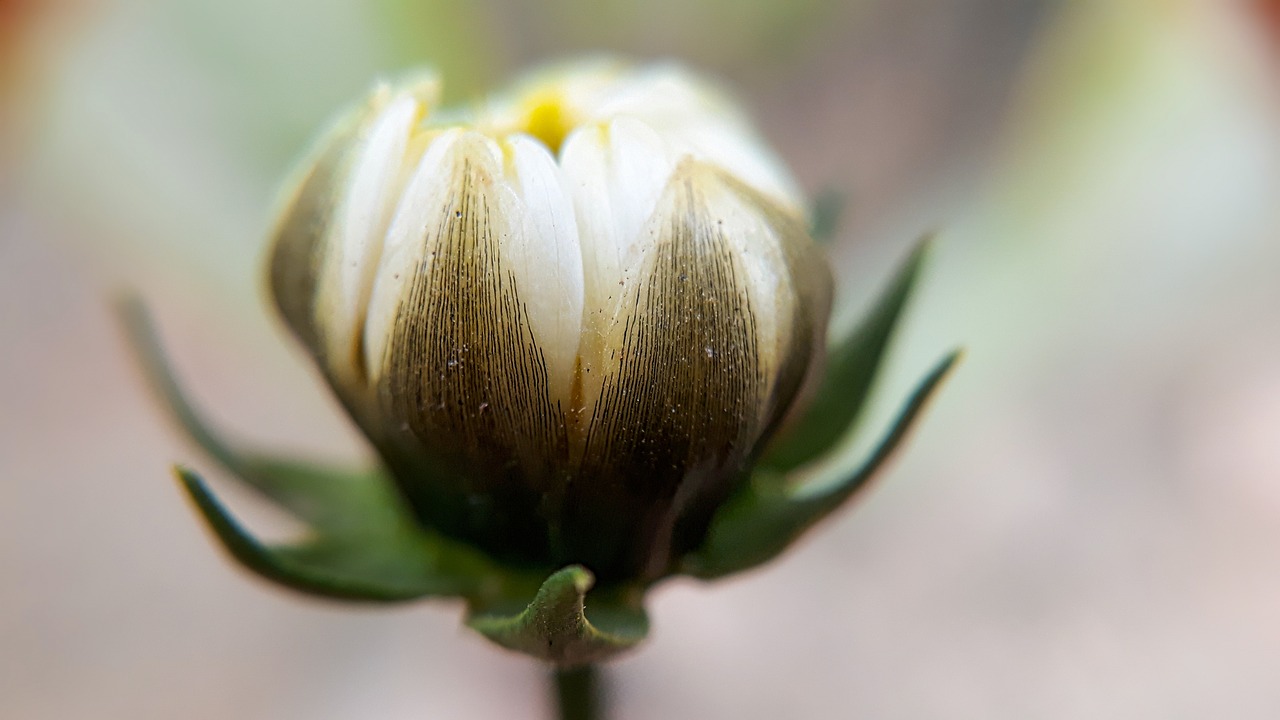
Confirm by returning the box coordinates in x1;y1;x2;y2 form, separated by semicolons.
467;565;649;666
763;234;936;473
120;295;429;541
175;466;471;602
688;349;960;579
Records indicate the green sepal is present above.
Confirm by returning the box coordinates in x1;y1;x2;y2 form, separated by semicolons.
685;350;961;580
762;236;933;473
177;466;496;601
117;295;398;533
466;566;649;667
211;458;406;539
120;295;501;602
809;189;845;244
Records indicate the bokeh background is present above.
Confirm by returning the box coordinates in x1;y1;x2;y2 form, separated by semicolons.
4;0;1280;717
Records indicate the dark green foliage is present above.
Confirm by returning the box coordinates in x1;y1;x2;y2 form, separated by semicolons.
761;237;934;473
685;351;960;579
467;566;649;666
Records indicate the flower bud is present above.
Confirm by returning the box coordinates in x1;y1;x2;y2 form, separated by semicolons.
268;61;832;584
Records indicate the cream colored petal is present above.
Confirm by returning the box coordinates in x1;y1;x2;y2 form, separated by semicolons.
478;57;626;135
558;116;679;341
267;115;364;359
363;129;570;504
694;163;832;438
589;65;804;211
664;122;804;212
520;57;628;111
497;134;585;404
268;73;438;382
314;93;422;386
564;159;828;580
362;127;466;374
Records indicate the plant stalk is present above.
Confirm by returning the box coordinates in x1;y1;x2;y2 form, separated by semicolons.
553;664;601;720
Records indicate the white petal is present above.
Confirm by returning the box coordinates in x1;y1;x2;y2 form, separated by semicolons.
359;129;574;498
559;116;679;329
694;167;792;386
703;160;832;433
589;65;804;211
478;58;625;134
315;92;422;383
667;122;803;212
362;128;468;376
497;134;585;401
569;160;784;568
590;64;742;128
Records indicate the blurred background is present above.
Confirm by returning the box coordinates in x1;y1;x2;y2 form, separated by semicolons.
3;0;1280;717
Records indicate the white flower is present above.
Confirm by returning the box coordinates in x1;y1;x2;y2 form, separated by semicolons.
268;60;831;582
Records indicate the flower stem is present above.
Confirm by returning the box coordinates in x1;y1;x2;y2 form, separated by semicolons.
553;665;601;720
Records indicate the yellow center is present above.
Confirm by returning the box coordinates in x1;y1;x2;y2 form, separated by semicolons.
520;90;575;156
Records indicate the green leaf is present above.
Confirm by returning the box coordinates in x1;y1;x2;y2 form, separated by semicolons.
229;458;405;537
808;189;845;244
117;295;402;535
762;236;934;473
686;350;961;580
121;295;505;602
177;466;492;601
466;566;649;666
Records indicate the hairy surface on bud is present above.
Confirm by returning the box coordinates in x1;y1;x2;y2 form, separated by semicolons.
269;61;832;583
